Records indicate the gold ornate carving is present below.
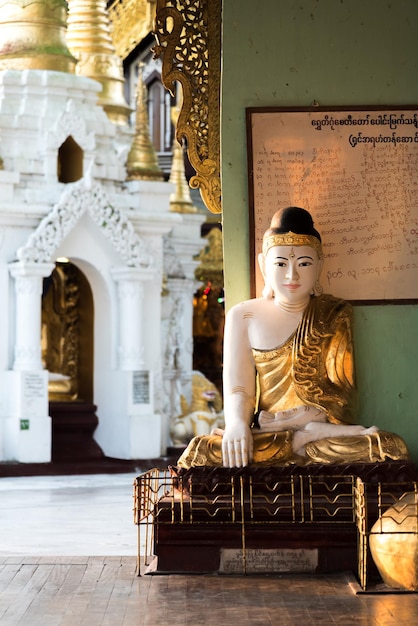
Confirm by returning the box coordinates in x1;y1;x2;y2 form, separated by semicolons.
42;263;80;401
42;261;94;402
154;0;222;214
108;0;156;58
262;232;324;259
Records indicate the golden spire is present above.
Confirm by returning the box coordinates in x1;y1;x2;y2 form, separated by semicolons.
66;0;130;125
126;63;164;181
0;0;76;72
169;91;196;213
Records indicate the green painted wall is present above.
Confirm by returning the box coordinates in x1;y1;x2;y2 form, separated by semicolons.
221;0;418;462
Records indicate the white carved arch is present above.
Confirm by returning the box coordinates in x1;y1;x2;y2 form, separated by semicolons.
48;105;96;153
16;179;153;268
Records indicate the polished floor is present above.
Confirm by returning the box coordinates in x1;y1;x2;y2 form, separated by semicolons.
0;473;138;557
0;473;417;625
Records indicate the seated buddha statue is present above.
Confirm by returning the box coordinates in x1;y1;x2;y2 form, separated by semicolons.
178;207;410;468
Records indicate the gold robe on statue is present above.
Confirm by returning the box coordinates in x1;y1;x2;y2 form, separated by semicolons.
178;294;409;468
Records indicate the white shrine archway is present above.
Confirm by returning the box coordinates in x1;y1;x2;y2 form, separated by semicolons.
6;178;163;462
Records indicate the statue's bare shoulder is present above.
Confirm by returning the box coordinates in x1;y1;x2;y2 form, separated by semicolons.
227;297;270;321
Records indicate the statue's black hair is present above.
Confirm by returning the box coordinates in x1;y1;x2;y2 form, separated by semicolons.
268;206;321;241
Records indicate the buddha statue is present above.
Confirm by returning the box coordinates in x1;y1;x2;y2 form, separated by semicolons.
178;207;410;468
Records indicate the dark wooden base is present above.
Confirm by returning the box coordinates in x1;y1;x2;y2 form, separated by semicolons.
150;461;418;575
50;401;104;463
153;524;359;574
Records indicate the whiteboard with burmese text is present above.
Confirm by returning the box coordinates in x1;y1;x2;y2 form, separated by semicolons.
246;106;418;302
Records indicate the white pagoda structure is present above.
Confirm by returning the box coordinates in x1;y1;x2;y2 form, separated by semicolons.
0;0;205;464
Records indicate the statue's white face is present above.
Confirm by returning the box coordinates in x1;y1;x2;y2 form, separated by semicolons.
263;245;322;304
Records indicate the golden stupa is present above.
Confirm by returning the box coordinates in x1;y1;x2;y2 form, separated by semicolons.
126;63;164;181
0;0;77;72
168;93;197;213
66;0;131;124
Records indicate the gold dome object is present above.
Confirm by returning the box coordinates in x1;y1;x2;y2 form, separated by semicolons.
126;63;164;181
0;0;76;72
169;94;196;213
369;491;418;590
66;0;130;124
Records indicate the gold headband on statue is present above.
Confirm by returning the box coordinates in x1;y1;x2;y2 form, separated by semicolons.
262;231;323;258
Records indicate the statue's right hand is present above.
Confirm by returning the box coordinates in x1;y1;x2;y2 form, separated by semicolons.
221;422;253;468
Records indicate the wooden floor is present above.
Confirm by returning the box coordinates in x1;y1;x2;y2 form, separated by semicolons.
1;557;418;626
